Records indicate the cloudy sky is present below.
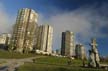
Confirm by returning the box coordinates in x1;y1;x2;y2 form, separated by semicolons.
0;0;108;56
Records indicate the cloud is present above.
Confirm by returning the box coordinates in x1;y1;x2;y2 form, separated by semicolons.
0;2;15;34
39;3;108;53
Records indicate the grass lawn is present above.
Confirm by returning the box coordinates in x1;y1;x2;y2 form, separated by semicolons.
0;49;36;59
34;56;84;66
0;61;6;64
17;56;107;71
18;63;106;71
0;49;107;71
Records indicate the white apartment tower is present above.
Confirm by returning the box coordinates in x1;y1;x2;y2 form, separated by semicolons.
61;31;75;57
75;44;86;59
10;8;38;53
36;24;53;53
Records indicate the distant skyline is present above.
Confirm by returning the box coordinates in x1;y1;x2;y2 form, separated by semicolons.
0;0;108;56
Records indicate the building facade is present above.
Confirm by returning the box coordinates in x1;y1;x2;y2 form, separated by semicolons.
0;34;8;45
75;44;86;59
10;8;38;53
0;33;11;49
61;31;75;57
35;24;53;54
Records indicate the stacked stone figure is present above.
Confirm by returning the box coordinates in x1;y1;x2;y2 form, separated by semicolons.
88;38;100;68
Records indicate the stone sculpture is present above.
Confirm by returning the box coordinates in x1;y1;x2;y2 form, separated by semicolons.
88;38;100;67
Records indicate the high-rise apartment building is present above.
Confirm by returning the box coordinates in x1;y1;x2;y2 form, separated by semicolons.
61;31;75;57
10;8;38;53
75;44;86;59
36;24;53;53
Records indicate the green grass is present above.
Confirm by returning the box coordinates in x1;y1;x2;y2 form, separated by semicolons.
18;62;106;71
0;49;36;59
0;61;6;64
17;56;107;71
34;56;84;66
35;56;69;65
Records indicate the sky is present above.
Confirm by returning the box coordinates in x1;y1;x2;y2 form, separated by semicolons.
0;0;108;56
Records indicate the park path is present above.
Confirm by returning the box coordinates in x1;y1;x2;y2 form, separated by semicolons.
0;56;45;71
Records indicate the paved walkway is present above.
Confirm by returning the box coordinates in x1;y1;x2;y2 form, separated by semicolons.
0;56;45;71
